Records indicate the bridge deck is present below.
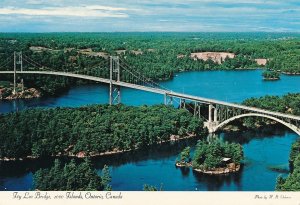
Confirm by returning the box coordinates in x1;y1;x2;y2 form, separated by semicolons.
1;70;300;121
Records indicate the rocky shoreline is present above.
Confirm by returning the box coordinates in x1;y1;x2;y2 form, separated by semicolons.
193;163;240;175
0;87;41;100
0;133;199;161
263;77;280;81
175;161;241;175
282;72;300;75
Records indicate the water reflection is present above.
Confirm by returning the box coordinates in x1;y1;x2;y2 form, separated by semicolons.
92;137;201;169
0;128;297;191
220;125;289;145
176;166;190;177
0;137;200;180
193;165;244;191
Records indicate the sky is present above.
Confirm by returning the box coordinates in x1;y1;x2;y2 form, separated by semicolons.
0;0;299;32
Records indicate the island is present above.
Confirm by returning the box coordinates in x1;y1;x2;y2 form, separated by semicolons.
0;104;204;160
175;146;192;167
176;140;244;175
262;70;280;80
0;81;41;100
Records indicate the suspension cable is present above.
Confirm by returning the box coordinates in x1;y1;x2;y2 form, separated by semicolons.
119;58;170;91
0;54;14;69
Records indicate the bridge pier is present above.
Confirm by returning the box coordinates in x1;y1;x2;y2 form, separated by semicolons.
179;98;186;109
214;105;218;122
164;94;173;105
204;104;219;133
204;121;219;133
208;104;212;122
194;102;201;118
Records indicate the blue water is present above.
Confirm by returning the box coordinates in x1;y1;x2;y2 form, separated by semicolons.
1;70;300;113
162;70;300;102
0;69;299;191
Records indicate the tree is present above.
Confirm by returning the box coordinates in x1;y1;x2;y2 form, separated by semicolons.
262;70;280;80
33;159;104;191
275;149;300;191
177;146;191;163
192;139;244;170
275;175;285;191
101;165;112;191
143;184;163;191
0;104;205;159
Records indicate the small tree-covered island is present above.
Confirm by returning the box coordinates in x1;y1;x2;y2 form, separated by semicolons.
176;140;244;175
262;70;280;81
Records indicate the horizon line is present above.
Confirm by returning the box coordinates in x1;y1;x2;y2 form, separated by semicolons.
1;31;300;34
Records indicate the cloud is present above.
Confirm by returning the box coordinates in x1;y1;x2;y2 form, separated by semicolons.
0;0;299;32
0;5;129;18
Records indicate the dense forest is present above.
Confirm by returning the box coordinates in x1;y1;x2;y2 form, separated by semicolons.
0;104;204;159
276;140;300;191
0;32;300;96
239;93;300;129
33;159;111;191
242;94;300;191
192;140;243;170
243;93;300;115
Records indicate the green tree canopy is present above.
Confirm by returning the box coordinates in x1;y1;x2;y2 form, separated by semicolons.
33;159;106;191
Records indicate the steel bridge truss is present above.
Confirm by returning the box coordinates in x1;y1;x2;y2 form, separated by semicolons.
165;93;300;135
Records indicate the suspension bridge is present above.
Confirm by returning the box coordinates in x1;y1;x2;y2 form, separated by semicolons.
0;51;300;135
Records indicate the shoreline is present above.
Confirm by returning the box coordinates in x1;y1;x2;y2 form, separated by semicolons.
175;162;241;175
0;88;41;100
263;77;280;81
282;72;300;75
1;68;299;102
268;69;300;76
193;163;241;175
0;133;199;162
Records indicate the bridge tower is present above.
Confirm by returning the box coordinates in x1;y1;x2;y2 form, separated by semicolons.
109;56;121;105
12;51;23;95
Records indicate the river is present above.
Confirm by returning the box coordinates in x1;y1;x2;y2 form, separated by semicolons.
0;70;299;191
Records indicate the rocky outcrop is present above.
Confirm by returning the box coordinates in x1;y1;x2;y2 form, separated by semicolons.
255;58;267;66
193;163;240;175
1;88;41;100
190;52;235;64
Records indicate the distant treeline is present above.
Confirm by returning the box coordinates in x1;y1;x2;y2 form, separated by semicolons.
0;104;204;159
1;32;299;95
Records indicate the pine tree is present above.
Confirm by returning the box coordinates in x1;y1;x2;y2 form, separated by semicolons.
101;165;112;191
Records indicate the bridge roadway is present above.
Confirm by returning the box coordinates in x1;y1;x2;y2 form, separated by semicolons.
1;70;300;122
